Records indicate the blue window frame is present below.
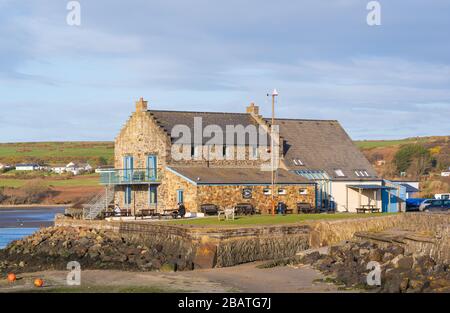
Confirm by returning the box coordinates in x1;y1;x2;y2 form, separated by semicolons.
149;185;157;204
177;189;184;204
123;156;134;181
147;155;157;179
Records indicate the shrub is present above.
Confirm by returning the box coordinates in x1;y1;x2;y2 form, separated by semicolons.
394;144;432;177
21;179;52;203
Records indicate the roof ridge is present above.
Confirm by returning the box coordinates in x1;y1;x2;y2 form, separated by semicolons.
148;109;337;122
148;109;249;115
266;118;338;122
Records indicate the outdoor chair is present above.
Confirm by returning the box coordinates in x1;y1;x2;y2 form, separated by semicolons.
218;207;235;221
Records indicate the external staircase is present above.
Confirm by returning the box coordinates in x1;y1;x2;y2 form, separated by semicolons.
82;185;115;220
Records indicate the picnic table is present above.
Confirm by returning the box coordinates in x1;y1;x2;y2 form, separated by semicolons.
137;208;158;219
102;209;132;218
160;208;178;218
356;205;380;213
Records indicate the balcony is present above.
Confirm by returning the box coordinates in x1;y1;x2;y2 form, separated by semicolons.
99;168;160;185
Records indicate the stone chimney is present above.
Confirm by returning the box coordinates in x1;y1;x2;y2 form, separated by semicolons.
246;102;259;115
136;97;148;112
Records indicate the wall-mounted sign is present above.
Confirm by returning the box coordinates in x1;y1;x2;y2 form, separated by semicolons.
242;188;252;199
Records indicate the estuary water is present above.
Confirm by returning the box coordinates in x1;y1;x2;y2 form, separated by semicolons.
0;207;65;249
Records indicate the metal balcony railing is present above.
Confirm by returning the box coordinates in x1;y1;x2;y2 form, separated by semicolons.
99;168;160;185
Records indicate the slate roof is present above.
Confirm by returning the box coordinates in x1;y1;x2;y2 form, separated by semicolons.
148;110;268;145
271;118;378;180
167;166;310;185
148;109;378;181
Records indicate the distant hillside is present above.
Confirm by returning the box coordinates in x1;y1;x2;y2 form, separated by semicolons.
1;136;448;177
0;142;114;167
356;136;450;197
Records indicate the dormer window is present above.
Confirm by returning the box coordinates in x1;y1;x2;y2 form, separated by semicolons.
334;169;345;177
355;171;360;177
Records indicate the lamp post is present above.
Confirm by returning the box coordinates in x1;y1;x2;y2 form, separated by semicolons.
271;89;278;215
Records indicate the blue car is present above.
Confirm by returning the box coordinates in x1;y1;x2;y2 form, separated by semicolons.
423;199;450;212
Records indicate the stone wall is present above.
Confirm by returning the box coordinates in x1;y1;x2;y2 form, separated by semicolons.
56;213;449;268
197;184;315;214
309;213;450;248
162;169;198;212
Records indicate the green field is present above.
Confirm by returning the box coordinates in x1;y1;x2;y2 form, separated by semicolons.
354;138;430;149
0;174;100;188
169;213;395;226
0;141;114;165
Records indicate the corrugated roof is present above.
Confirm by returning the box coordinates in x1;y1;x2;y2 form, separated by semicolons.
167;166;310;185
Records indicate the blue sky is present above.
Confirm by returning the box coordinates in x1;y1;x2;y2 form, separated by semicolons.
0;0;449;142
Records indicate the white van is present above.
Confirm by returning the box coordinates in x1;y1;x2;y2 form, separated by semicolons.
435;193;450;200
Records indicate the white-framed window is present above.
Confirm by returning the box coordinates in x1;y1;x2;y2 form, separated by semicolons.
293;159;298;165
297;159;304;166
334;169;345;177
263;188;271;195
355;171;360;177
299;188;308;195
278;188;287;195
363;170;369;177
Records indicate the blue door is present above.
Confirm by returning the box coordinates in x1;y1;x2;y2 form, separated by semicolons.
125;185;132;207
147;155;157;180
149;185;157;205
177;189;184;204
123;156;133;182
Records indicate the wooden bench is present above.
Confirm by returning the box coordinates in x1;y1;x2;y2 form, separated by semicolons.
297;202;316;214
285;208;294;214
137;209;158;219
356;205;381;213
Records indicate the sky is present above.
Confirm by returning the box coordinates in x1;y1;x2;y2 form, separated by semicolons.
0;0;449;142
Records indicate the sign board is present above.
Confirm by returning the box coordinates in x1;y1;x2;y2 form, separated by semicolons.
242;188;252;199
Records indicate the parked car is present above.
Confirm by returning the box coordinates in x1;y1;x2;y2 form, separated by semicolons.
419;199;434;211
434;193;450;200
406;198;426;211
422;199;450;212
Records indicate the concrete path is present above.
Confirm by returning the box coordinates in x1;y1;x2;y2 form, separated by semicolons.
0;262;349;293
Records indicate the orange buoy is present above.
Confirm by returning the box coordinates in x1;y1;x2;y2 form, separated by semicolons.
34;278;44;287
7;273;16;283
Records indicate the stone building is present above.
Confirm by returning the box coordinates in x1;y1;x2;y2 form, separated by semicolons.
103;97;382;214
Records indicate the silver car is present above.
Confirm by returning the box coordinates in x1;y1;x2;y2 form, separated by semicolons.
419;199;433;211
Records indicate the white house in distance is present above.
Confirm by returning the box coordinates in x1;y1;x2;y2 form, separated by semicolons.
51;162;93;175
15;163;40;171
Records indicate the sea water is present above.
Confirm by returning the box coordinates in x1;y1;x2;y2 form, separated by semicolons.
0;228;39;249
0;207;65;249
